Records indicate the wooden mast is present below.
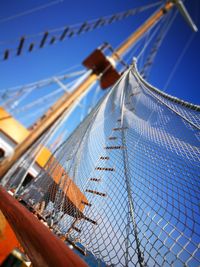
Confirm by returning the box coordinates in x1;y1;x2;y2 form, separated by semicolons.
0;1;174;178
113;1;173;58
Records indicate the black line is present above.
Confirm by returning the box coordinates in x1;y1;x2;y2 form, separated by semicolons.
39;32;49;48
93;18;104;29
17;37;25;56
3;49;9;60
28;43;34;52
77;22;87;34
50;36;56;44
60;27;69;41
68;31;74;38
108;15;117;24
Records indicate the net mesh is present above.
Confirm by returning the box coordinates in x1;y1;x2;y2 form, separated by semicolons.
20;66;200;266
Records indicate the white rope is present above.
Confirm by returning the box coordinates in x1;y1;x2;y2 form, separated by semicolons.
0;1;162;45
163;33;195;91
138;27;151;70
132;60;200;130
143;9;178;78
12;88;64;113
136;19;162;60
0;0;64;25
0;69;86;94
123;19;162;68
9;73;87;113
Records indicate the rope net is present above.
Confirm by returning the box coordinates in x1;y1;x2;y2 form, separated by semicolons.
20;65;199;266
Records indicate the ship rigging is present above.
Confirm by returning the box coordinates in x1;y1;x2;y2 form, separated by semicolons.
0;1;199;266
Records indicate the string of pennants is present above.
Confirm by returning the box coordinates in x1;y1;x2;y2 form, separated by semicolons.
0;2;161;61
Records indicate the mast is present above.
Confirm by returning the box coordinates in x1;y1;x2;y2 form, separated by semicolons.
0;0;190;178
113;1;173;59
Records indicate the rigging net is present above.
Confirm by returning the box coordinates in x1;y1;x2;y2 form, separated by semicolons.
15;63;200;266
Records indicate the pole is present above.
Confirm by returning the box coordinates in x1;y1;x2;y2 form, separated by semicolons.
113;1;174;59
0;1;174;178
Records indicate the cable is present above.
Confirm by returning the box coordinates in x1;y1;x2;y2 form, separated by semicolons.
0;1;162;61
136;20;162;60
0;0;64;24
0;69;86;100
163;33;195;91
140;9;178;79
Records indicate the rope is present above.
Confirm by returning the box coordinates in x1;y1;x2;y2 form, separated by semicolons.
120;5;169;70
132;60;200;131
163;33;195;91
136;19;163;60
7;71;89;120
140;9;178;79
0;1;161;61
132;60;200;111
11;87;64;113
0;69;86;97
0;69;87;114
0;0;63;24
121;75;146;266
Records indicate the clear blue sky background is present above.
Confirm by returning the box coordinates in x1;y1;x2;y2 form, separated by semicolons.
0;0;199;105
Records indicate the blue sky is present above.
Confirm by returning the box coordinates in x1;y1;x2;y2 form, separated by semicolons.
0;0;199;107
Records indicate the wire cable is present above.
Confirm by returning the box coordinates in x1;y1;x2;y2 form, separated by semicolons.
0;1;161;61
0;0;64;24
163;33;195;91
